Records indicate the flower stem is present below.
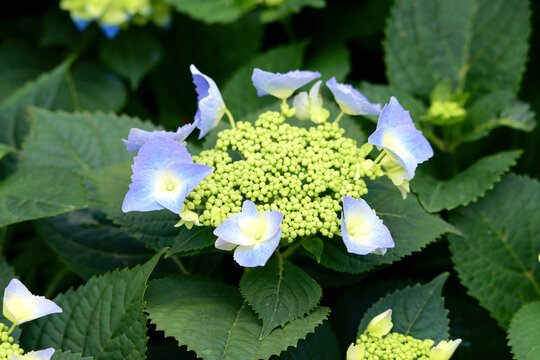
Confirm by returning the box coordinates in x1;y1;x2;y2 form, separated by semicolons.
224;108;236;129
334;111;344;124
281;239;305;259
373;150;387;165
172;256;190;275
6;323;16;336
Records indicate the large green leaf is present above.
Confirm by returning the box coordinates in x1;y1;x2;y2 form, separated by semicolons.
240;256;322;338
305;45;350;82
0;167;90;227
146;277;330;360
449;174;540;328
20;109;154;172
261;0;326;23
20;251;164;360
99;29;163;89
166;226;217;256
357;273;450;342
35;210;153;280
319;179;456;273
508;302;540;360
384;0;530;99
413;150;521;212
0;59;72;147
0;144;14;161
273;323;340;360
52;351;93;360
222;43;306;119
164;0;254;23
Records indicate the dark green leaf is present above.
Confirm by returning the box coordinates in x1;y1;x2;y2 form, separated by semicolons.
146;276;329;360
508;302;540;360
302;238;324;263
240;256;322;338
20;251;164;360
273;323;340;360
0;144;14;161
52;351;93;360
449;174;540;328
413;150;522;212
261;0;326;23
305;45;350;82
164;0;254;23
166;226;217;256
357;273;450;342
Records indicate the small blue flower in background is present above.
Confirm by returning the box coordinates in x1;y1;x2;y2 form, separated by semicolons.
100;24;121;39
293;80;330;123
12;348;55;360
122;137;213;214
214;200;283;267
71;17;90;31
122;121;198;152
326;77;381;116
190;64;228;139
340;196;394;255
251;69;321;100
368;96;433;180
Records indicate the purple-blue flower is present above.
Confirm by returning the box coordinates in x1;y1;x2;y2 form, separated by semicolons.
214;200;283;267
72;17;90;31
122;137;213;214
368;96;433;179
100;24;121;39
190;64;227;139
326;77;381;116
251;69;321;100
122;121;198;152
341;196;394;255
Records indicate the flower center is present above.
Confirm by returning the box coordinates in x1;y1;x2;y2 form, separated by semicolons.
166;183;175;191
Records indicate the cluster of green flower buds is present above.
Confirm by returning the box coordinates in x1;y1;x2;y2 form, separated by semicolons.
185;110;380;243
0;323;23;360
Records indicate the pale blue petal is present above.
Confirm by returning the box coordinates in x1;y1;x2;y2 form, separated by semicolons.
215;238;238;251
213;213;258;246
122;170;163;212
251;69;321;100
293;92;310;120
100;24;120;39
176;119;199;141
241;200;259;217
190;65;226;139
124;126;198;152
233;230;281;267
132;137;193;173
326;77;381;115
260;210;284;239
13;348;55;360
376;97;413;129
154;186;186;214
5;279;32;299
172;162;214;195
341;216;378;255
32;297;63;319
342;196;370;225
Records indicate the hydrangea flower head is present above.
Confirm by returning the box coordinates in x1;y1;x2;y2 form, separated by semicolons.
3;279;62;326
341;196;394;255
122;137;213;214
346;343;365;360
368;97;433;179
251;69;321;100
122;121;198;152
190;64;227;139
365;309;393;338
11;348;55;360
293;80;330;123
214;200;283;267
429;339;462;360
326;77;381;116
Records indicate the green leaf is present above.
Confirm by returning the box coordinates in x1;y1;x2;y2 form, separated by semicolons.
319;179;456;273
0;143;14;161
71;61;127;112
384;0;530;99
413;150;522;212
20;251;164;360
0;59;72;147
99;29;163;89
222;43;306;119
240;256;322;338
449;174;540;328
35;210;153;280
0;166;90;227
357;273;450;342
52;351;93;360
508;301;540;360
146;277;330;360
166;226;217;256
261;0;326;23
302;238;324;263
164;0;254;23
273;323;340;360
305;45;350;82
20;109;154;172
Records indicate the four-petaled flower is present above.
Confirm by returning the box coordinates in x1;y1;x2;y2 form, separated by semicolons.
214;200;284;267
3;279;62;326
251;69;321;100
429;339;462;360
293;80;330;123
365;309;393;338
341;196;394;255
190;64;227;139
326;77;381;116
122;137;213;214
123;121;198;152
11;348;55;360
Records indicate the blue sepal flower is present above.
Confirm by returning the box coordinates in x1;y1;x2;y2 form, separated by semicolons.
341;196;394;255
326;77;381;115
100;24;121;39
214;200;283;267
122;121;198;152
72;17;91;31
190;64;227;139
251;69;321;100
122;137;213;214
368;96;433;179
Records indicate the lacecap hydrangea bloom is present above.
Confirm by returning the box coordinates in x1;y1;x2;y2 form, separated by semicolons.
326;77;381;118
